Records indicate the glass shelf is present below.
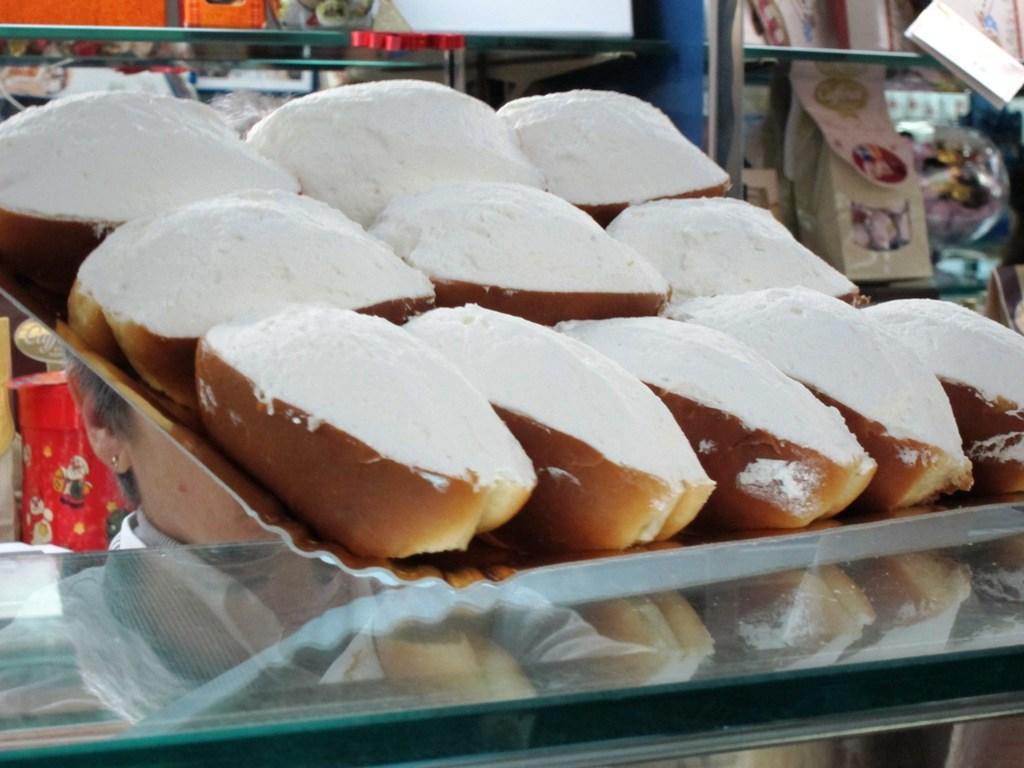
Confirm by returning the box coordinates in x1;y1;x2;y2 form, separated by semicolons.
0;25;669;70
1;498;1024;766
744;44;946;69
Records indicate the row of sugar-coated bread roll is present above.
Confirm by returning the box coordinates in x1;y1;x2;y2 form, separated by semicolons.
16;87;1015;557
0;84;853;314
0;82;735;296
69;193;1012;554
196;304;716;558
68;183;676;410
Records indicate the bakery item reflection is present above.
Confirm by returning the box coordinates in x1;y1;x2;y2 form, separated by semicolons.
247;80;544;227
866;299;1024;495
0;92;298;294
605;198;859;309
70;190;434;409
676;288;973;511
406;306;715;552
559;317;876;529
369;182;669;324
844;553;971;661
196;305;537;559
498;89;731;226
961;535;1024;603
700;566;876;668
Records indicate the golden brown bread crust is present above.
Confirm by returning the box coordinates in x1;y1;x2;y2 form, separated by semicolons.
432;279;667;326
813;391;972;511
68;279;125;365
359;294;436;324
489;407;707;552
942;381;1024;494
113;319;199;411
656;390;873;529
70;284;435;412
580;181;732;229
196;345;531;559
0;207;107;294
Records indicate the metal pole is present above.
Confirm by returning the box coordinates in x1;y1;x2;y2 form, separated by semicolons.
707;0;744;197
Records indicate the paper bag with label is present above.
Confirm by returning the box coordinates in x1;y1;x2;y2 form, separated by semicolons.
788;62;932;281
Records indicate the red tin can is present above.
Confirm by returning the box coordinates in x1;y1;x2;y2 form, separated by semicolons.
11;372;128;551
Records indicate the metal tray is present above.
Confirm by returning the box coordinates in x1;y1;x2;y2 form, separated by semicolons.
4;266;1021;591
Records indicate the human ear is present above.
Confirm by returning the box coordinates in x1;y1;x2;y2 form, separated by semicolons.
77;401;133;475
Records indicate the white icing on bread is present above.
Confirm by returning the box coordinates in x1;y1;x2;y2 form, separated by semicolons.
497;89;729;206
866;299;1024;408
607;198;855;303
370;182;668;293
558;317;870;466
735;459;822;517
76;190;434;338
673;288;967;458
0;92;298;222
405;305;709;488
248;80;544;227
202;304;536;487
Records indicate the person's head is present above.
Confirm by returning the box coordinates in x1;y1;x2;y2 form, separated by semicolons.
66;356;273;545
66;357;142;507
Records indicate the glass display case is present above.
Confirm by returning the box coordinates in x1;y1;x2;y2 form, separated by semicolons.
1;5;1024;765
2;497;1024;765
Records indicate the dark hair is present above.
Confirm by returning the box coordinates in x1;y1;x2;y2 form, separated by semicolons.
66;357;141;507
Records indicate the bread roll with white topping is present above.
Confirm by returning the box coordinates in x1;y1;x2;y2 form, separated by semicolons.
560;317;876;529
196;305;536;559
406;306;715;551
497;90;729;226
371;182;669;324
0;92;298;293
248;80;544;227
675;288;972;510
606;198;858;308
867;299;1024;495
71;191;434;409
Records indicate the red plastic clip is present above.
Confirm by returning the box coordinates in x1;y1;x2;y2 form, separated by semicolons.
429;33;466;51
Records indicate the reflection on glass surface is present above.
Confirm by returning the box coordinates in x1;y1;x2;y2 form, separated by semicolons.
0;504;1024;757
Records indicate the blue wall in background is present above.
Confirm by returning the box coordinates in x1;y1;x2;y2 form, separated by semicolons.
632;0;706;146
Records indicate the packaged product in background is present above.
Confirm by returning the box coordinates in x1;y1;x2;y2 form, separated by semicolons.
182;0;264;28
832;0;920;51
11;372;128;552
743;168;784;221
985;265;1024;333
748;0;838;48
833;0;1023;55
0;0;165;26
786;62;932;281
0;320;14;543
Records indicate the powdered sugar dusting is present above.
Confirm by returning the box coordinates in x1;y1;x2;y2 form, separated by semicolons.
0;92;297;222
607;198;855;303
867;299;1024;408
558;316;870;466
370;182;667;294
969;432;1024;464
676;288;968;461
498;89;728;205
406;305;711;490
203;305;536;488
736;459;821;516
248;80;543;227
77;190;433;339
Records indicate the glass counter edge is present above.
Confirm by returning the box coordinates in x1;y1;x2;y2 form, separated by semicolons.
3;644;1024;766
